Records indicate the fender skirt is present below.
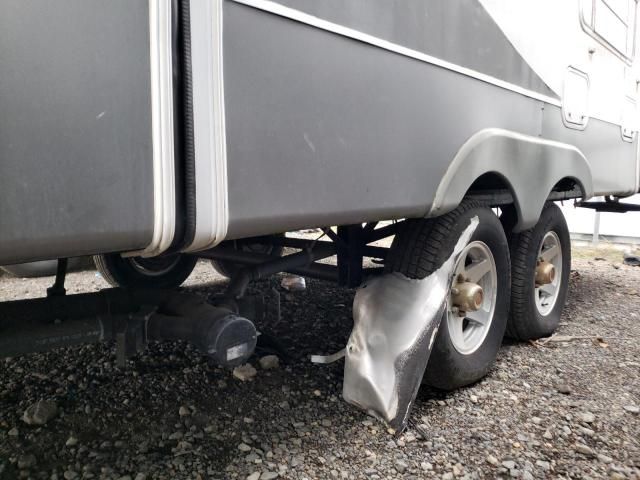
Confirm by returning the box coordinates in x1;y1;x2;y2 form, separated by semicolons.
343;217;479;431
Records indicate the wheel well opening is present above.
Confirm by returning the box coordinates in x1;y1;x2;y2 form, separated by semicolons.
468;172;512;193
551;177;584;197
466;172;518;208
466;172;521;223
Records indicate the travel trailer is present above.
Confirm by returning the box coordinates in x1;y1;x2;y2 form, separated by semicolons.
1;0;639;428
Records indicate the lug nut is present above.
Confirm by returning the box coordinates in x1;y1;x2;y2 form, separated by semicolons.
451;282;484;313
535;260;555;286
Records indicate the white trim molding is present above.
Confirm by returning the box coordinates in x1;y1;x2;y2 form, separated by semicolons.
230;0;563;107
128;0;177;258
184;0;229;252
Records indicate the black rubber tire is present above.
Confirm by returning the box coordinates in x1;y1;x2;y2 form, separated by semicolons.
93;253;197;289
211;235;285;278
386;201;511;390
501;202;571;340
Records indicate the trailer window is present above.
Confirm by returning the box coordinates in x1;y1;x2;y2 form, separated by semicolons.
581;0;638;61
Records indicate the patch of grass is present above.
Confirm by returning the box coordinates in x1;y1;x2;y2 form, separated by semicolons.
570;243;632;262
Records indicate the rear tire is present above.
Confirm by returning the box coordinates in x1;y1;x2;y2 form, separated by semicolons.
501;202;571;340
386;201;510;390
93;253;197;289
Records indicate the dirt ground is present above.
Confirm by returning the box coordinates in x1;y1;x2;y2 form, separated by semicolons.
0;247;638;479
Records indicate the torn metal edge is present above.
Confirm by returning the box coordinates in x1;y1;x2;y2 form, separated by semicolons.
342;216;479;431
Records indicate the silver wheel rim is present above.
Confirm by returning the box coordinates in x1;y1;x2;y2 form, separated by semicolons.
446;241;498;355
535;231;562;316
129;255;182;277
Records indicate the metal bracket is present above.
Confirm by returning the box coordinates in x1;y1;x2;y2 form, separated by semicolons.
46;258;68;298
116;306;156;367
310;348;346;364
224;244;336;299
576;197;640;213
337;225;364;288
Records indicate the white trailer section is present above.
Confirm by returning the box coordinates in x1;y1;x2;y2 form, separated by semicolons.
562;195;640;244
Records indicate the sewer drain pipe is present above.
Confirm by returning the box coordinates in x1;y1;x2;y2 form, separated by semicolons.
0;289;257;367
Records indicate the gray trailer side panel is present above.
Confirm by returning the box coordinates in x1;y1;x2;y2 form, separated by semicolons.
222;2;637;239
269;0;557;99
0;1;155;265
223;2;544;239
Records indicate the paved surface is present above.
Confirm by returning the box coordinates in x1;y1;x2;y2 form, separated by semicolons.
0;254;638;479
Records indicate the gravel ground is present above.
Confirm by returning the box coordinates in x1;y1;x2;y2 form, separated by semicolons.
0;252;638;480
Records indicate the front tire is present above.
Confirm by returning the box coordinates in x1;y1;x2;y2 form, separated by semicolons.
93;253;197;289
386;202;510;390
502;202;571;340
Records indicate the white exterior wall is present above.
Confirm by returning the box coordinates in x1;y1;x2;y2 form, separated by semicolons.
480;0;640;126
560;194;640;242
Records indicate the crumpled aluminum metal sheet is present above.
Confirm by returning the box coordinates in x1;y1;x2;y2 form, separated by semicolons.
343;217;479;431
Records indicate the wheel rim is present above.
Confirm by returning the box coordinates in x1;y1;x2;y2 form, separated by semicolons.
446;241;498;355
535;231;562;316
129;255;182;277
242;242;275;255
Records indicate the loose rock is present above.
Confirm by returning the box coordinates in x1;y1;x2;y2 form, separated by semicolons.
597;453;613;463
259;355;280;370
394;460;408;473
421;462;433;471
536;460;551;471
17;454;36;469
22;399;58;426
233;364;258;381
575;444;595;456
579;412;595;423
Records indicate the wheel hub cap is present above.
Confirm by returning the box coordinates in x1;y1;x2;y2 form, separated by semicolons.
535;260;556;286
451;281;484;313
446;241;497;355
534;231;563;316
